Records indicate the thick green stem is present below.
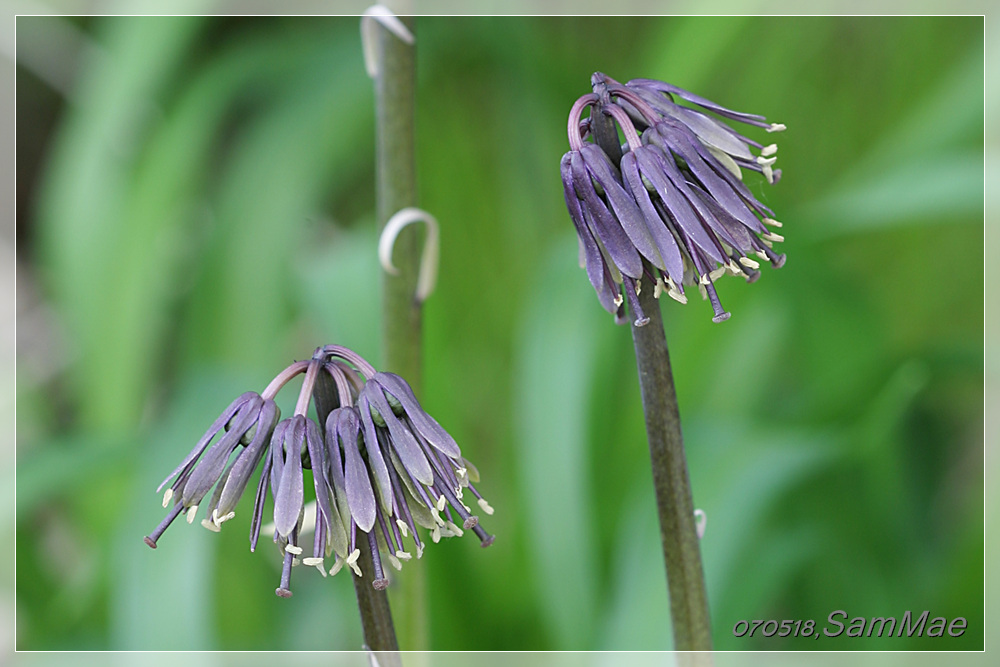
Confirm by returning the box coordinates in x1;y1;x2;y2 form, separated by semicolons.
373;14;428;652
630;285;713;652
351;538;401;662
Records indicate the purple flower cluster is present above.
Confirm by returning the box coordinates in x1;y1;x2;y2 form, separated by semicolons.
145;345;494;597
562;73;787;324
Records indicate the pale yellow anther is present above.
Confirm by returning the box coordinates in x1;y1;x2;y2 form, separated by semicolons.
667;289;688;305
709;266;727;282
761;143;778;157
348;560;363;577
456;467;468;481
756;156;777;167
436;495;447;512
416;544;425;559
763;217;783;228
162;488;173;508
446;521;464;537
635;279;642;295
727;260;743;276
764;232;785;243
698;283;708;300
212;509;235;527
303;556;324;567
756;251;769;261
456;486;464;500
395;550;412;561
739;256;761;270
767;123;787;133
396;519;409;538
387;554;402;571
653;278;664;299
329;557;345;577
285;544;303;555
200;519;221;532
613;294;624;307
762;239;773;248
477;498;495;515
762;164;775;184
346;549;362;577
432;511;445;527
186;505;199;524
431;526;441;543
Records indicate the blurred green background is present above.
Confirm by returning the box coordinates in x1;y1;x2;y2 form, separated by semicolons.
14;15;984;650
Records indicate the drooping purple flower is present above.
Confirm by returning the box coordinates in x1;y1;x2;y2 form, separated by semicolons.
562;72;787;324
145;344;493;597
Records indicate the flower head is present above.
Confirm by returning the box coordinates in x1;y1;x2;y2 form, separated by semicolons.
562;72;786;324
145;345;494;597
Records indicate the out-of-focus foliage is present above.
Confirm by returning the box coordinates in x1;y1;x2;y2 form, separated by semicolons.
15;16;983;650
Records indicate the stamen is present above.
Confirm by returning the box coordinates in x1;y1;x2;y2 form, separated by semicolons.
763;217;783;228
200;519;221;532
144;502;185;548
431;526;441;543
760;143;778;157
396;519;409;538
763;231;784;243
739;256;760;270
446;521;465;537
708;265;727;282
436;495;447;512
477;498;494;515
704;281;731;323
213;509;235;527
285;544;303;555
368;531;389;590
472;524;495;548
416;544;425;559
395;550;412;561
185;505;199;524
767;123;787;133
387;553;402;571
161;488;173;508
760;245;787;268
622;278;648;327
329;556;344;577
275;548;294;598
346;549;363;577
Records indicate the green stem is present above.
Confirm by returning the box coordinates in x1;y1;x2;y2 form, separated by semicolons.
630;285;713;652
373;14;428;652
351;538;401;662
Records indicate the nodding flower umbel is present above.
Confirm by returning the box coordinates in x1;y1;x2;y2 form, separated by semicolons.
145;345;494;597
562;72;787;325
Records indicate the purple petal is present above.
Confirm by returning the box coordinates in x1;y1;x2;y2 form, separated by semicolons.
571;151;643;278
563;153;619;313
636;145;726;264
655;121;762;231
338;409;376;533
363;382;434;486
217;399;279;515
180;395;263;506
627;78;771;128
157;391;259;493
273;416;305;538
373;373;461;459
304;418;334;536
580;144;666;272
621;151;685;284
356;393;394;513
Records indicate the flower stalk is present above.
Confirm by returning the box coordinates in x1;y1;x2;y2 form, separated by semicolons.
373;13;427;652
